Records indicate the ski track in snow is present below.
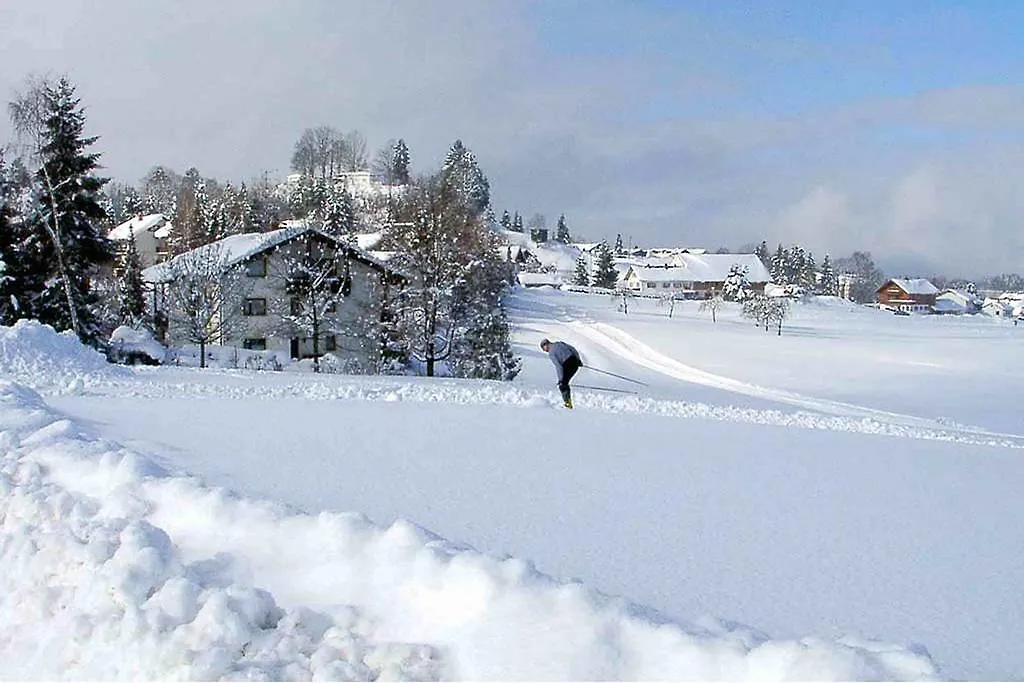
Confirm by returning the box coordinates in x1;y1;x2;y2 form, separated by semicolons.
62;369;1024;451
509;293;1024;449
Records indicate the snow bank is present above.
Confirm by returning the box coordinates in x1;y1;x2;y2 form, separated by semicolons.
0;320;124;392
0;380;940;680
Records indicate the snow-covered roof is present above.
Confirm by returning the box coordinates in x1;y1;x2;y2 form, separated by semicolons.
354;232;383;251
108;213;172;241
937;289;982;306
885;279;939;296
617;256;673;269
674;254;771;283
143;225;402;284
627;254;770;284
625;266;690;283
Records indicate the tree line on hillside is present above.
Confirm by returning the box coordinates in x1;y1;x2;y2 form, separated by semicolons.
0;75;520;380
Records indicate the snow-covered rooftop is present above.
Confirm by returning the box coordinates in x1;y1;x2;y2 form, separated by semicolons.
887;278;939;296
626;254;770;284
626;266;690;282
142;225;400;284
108;213;172;241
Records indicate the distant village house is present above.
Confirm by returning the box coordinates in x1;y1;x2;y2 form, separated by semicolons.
876;278;939;312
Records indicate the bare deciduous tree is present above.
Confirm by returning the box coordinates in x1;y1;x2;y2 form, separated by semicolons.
698;291;723;322
271;238;351;373
165;244;251;367
390;173;486;376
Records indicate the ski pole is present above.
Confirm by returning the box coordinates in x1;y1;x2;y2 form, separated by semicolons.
581;365;649;386
574;383;639;395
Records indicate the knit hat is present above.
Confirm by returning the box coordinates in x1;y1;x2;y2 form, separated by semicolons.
539;338;551;349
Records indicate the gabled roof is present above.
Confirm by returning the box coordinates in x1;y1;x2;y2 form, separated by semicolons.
625;266;690;282
109;213;172;241
143;224;404;285
625;254;771;284
880;278;939;296
672;253;771;283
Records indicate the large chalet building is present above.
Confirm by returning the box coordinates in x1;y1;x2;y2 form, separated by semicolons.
876;278;939;312
143;223;405;367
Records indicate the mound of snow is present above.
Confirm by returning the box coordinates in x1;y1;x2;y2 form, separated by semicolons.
0;320;123;392
0;380;941;680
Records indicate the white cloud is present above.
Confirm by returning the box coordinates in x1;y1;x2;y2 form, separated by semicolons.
2;3;1023;276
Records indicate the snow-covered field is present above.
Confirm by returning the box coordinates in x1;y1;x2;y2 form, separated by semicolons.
3;288;1024;680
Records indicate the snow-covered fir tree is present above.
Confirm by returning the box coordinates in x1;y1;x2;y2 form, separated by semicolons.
555;214;571;244
320;185;354;237
591;242;618;289
10;77;116;344
770;244;786;283
614;233;625;255
0;152;28;325
500;210;512;232
116;227;146;326
722;264;752;302
449;253;520;381
441;140;490;217
512;212;523;233
392;139;410;185
754;240;770;270
819;254;838;296
572;255;590;286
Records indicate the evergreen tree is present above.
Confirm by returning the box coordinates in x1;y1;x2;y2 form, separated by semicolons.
754;240;770;270
116;227;146;326
14;78;115;343
321;186;354;236
722;264;752;302
441;139;490;217
500;210;512;232
591;242;618;289
614;233;625;255
572;255;590;286
770;244;787;283
512;212;523;233
801;251;817;290
392;139;410;185
819;254;838;296
449;254;521;381
0;152;29;325
555;214;571;243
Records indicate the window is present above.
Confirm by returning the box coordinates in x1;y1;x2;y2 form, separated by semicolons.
244;298;267;316
662;282;670;288
325;335;337;351
246;256;267;277
243;338;267;350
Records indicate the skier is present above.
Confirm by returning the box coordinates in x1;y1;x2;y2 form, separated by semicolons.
540;338;582;408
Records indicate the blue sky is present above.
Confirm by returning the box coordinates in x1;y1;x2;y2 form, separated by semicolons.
2;0;1023;276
